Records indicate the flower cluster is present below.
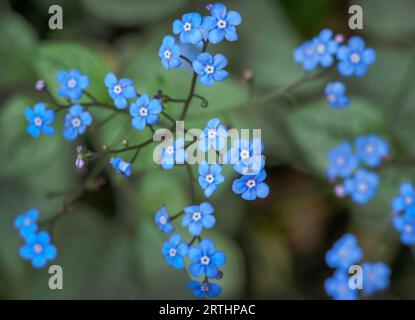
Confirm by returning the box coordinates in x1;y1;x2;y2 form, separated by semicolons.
325;233;390;300
14;209;57;268
391;183;415;245
294;29;376;109
155;203;225;298
159;3;241;87
327;135;389;204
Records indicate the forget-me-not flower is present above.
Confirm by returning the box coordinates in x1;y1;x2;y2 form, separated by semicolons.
24;103;56;138
104;72;137;110
193;53;229;87
62;104;92;141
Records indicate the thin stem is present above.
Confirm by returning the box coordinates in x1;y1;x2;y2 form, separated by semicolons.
170;210;184;221
179;72;198;120
161;111;177;126
87;138;154;159
180;55;193;66
185;163;196;203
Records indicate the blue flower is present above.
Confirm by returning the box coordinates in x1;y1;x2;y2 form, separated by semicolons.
110;157;132;177
232;169;270;201
62;104;92;141
325;233;363;270
392;212;415;246
193;53;229;87
325;270;358;300
56;69;89;100
130;94;162;131
202;3;242;44
344;170;380;205
198;164;225;198
355;135;389;168
182;202;215;236
325;81;350;109
198;118;228;152
294;29;338;71
188;281;222;298
160;138;186;170
14;209;38;239
162;234;188;269
159;35;181;70
24;103;56;138
337;36;376;77
155;207;174;234
104;72;137;110
19;231;57;268
173;12;203;45
188;238;226;278
362;262;391;296
327;142;358;180
392;182;415;213
225;139;265;175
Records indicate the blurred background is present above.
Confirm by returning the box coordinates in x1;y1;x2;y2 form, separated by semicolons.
1;0;415;299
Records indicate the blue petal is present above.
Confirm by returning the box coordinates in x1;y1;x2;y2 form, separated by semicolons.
104;73;117;87
209;29;225;44
226;11;242;25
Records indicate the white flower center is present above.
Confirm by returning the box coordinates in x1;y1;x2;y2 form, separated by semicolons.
357;182;368;192
405;196;413;205
192;212;202;222
240;149;250;160
160;216;167;224
336;156;345;166
316;44;326;54
217;19;227;29
114;84;123;94
200;256;210;265
204;65;215;75
305;47;314;55
23;218;32;226
164;50;172;60
67;78;77;88
208;128;217;139
139;107;148;117
166;145;174;155
365;144;375;154
246;179;256;188
350;53;361;63
34;117;43;126
404;224;413;233
200;284;209;292
327;94;335;102
169;248;177;257
183;22;192;32
33;243;43;254
205;174;214;184
72;118;81;127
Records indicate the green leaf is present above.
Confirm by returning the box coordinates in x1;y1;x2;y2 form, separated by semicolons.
287;97;386;174
0;12;37;87
33;42;111;103
80;0;187;26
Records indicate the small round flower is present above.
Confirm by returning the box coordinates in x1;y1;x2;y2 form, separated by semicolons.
325;81;350;109
392;182;415;213
159;35;181;70
162;234;188;269
104;72;137;110
62;104;92;141
75;157;85;169
344;170;380;205
198;164;225;197
337;36;376;77
35;80;46;91
110;157;132;177
293;40;318;72
325;270;358;300
188;281;222;298
202;3;242;44
334;184;347;198
24;103;56;138
325;233;363;270
173;12;203;45
182;202;215;236
155;207;173;234
362;262;391;296
327;142;358;180
160;138;186;171
19;231;57;268
225;139;265;175
130;94;162;131
232;169;269;201
392;213;415;246
312;28;338;67
193;53;229;87
198;118;228;152
355;135;389;168
14;209;38;239
56;69;89;100
188;238;226;278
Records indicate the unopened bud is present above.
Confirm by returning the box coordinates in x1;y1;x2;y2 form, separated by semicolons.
206;4;213;11
242;69;254;83
335;34;345;43
334;184;346;198
35;80;46;91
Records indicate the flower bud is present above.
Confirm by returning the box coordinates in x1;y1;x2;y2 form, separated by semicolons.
35;80;46;91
